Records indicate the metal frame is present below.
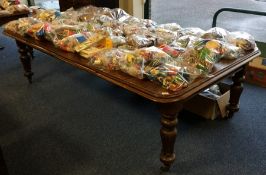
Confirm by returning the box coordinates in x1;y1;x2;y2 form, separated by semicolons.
212;7;266;28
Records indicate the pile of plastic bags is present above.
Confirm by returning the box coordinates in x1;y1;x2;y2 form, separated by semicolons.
0;0;29;15
4;6;257;91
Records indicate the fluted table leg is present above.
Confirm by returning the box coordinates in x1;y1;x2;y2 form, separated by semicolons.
16;40;34;83
158;102;183;171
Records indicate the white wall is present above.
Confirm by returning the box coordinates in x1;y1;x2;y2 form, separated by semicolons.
119;0;145;19
20;0;28;5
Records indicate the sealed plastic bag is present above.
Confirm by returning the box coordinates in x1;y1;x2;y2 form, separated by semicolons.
90;48;122;70
126;34;155;48
118;50;144;79
159;44;184;58
33;9;61;22
27;22;46;40
201;27;229;41
154;28;178;46
6;4;30;13
226;31;256;51
57;33;91;52
144;63;189;91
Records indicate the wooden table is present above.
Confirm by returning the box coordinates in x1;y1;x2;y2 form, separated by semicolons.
0;11;28;26
3;30;261;171
0;11;28;49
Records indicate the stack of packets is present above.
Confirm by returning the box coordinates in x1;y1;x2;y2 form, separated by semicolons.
0;0;30;15
4;6;258;92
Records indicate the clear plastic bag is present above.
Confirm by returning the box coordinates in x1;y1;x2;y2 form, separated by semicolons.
126;34;155;48
222;43;245;59
159;44;184;58
118;50;145;79
27;22;46;40
57;33;91;52
6;4;30;13
74;33;110;53
90;48;123;70
32;9;61;22
123;23;149;36
157;23;182;32
179;27;205;37
5;17;41;36
144;63;189;91
154;28;177;46
0;0;10;9
175;35;199;48
110;8;130;22
44;23;88;44
226;31;256;51
201;27;229;41
180;39;224;74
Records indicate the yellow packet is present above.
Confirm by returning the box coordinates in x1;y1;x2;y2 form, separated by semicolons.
75;34;106;52
80;47;103;59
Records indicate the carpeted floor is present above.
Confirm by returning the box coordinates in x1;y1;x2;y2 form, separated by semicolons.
0;1;266;175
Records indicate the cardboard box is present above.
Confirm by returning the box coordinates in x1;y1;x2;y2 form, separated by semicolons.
184;83;230;120
245;57;266;88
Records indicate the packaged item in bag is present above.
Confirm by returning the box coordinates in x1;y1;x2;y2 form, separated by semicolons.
4;20;18;32
27;22;45;40
126;34;155;48
33;9;61;22
0;0;9;9
180;39;224;74
159;44;184;58
57;33;90;52
226;31;256;51
201;27;229;41
6;4;30;13
90;48;122;70
11;17;40;36
118;50;145;79
179;27;205;37
74;33;108;52
157;23;182;32
154;28;177;45
222;43;245;59
144;63;189;91
80;47;106;59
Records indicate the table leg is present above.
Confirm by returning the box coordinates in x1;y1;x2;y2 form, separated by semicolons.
27;46;34;60
0;146;9;175
16;40;34;83
158;102;183;171
227;67;245;117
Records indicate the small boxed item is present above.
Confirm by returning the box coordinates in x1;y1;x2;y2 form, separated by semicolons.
184;83;230;120
245;57;266;88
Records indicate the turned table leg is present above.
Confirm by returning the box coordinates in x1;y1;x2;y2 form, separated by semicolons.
158;102;183;171
16;40;34;83
227;67;245;117
26;46;34;60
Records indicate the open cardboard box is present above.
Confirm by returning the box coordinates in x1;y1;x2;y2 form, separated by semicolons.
183;83;230;120
245;56;266;88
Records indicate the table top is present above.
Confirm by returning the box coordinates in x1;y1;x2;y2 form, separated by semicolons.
0;11;28;26
3;30;260;103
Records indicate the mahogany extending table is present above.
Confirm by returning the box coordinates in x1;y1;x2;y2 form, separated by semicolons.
3;29;261;171
0;12;28;26
0;11;28;50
